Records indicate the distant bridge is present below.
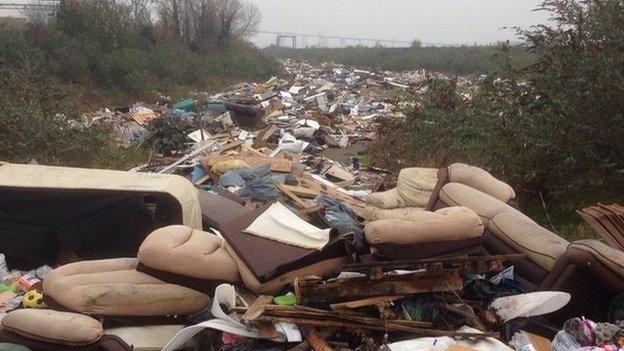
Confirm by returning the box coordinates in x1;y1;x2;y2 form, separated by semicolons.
256;30;412;48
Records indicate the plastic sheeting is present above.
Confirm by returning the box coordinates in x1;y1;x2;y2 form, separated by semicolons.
314;195;367;252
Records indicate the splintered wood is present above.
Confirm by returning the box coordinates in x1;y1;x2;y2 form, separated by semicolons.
232;304;499;339
294;271;463;305
578;203;624;250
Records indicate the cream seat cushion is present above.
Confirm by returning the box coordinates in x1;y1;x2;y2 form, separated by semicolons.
570;240;624;276
439;182;525;225
364;207;483;245
361;206;425;222
488;212;569;270
366;188;408;210
448;163;516;202
367;168;438;209
138;225;240;282
43;258;210;316
1;309;102;346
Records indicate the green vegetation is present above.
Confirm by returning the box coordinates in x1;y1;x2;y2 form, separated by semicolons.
369;0;624;239
0;0;279;168
265;45;536;75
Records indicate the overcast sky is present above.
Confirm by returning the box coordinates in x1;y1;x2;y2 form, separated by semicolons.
0;0;551;47
248;0;550;47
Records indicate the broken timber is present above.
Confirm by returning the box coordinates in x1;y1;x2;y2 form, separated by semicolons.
294;270;463;305
343;254;526;277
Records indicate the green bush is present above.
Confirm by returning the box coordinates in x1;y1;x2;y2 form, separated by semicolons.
265;45;535;75
0;10;279;169
370;0;624;216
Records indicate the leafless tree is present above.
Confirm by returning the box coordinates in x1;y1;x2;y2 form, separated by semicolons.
154;0;260;50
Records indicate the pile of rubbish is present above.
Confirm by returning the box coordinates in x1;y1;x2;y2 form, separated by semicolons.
0;59;623;351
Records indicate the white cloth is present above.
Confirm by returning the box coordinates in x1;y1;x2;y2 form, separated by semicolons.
490;291;571;322
161;284;301;351
244;202;331;250
386;326;513;351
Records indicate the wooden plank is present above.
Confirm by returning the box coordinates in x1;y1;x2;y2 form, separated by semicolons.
219;140;244;152
280;184;319;199
330;295;407;310
291;163;307;178
277;183;309;209
323;164;354;182
202;154;292;173
295;270;463;305
242;295;274;322
193;173;211;185
262;124;279;141
242;144;268;158
251;315;498;338
159;140;217;174
302;327;334;351
343;254;526;273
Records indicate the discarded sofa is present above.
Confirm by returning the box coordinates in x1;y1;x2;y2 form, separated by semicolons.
0;163;203;270
362;167;438;221
137;225;241;294
427;176;568;289
364;206;484;260
426;162;516;211
539;239;624;323
0;309;132;351
43;258;210;317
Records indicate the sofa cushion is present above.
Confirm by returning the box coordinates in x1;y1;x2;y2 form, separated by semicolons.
569;239;624;277
439;182;523;225
43;258;210;316
2;309;102;346
364;207;483;245
396;168;439;208
138;225;240;283
448;163;516;202
488;212;569;270
219;203;346;284
365;188;409;210
361;206;425;222
225;241;345;294
196;191;250;230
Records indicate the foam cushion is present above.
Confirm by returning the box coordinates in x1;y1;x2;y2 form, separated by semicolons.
361;206;426;222
365;207;483;245
43;258;210;316
196;190;250;230
138;225;240;282
570;240;624;276
1;309;102;346
396;167;439;207
365;188;408;210
439;182;524;225
219;203;346;284
448;163;516;202
488;212;569;270
224;241;345;294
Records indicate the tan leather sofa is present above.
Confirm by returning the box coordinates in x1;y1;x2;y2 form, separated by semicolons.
137;225;241;293
364;207;484;260
424;166;568;289
538;240;624;323
0;309;132;350
43;258;210;317
362;167;438;221
426;163;516;211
